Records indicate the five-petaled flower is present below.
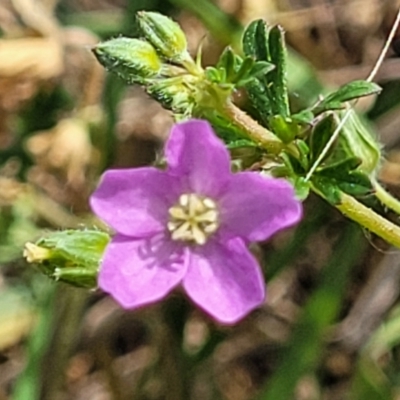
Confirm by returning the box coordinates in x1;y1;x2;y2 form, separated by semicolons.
90;120;302;324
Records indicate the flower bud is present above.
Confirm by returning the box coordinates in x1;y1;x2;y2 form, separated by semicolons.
340;109;381;175
92;38;162;84
137;11;190;64
148;78;194;115
24;229;110;288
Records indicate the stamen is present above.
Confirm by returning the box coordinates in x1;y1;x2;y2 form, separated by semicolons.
167;193;219;245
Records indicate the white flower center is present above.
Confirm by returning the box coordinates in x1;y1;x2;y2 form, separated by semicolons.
167;193;219;245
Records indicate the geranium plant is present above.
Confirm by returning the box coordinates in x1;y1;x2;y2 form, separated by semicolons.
24;11;400;323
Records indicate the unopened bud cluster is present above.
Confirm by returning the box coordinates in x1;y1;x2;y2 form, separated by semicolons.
92;11;237;118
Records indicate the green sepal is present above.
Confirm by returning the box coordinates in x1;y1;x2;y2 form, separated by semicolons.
338;109;381;175
136;11;190;64
92;38;162;85
147;77;194;115
25;229;110;288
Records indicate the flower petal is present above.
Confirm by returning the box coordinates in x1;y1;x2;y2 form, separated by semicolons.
165;119;231;197
98;234;188;308
220;173;302;242
90;168;179;237
183;238;265;324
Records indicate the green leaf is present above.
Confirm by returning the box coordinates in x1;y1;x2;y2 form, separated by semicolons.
291;110;314;124
296;139;310;171
292;177;310;200
216;47;237;82
268;25;290;117
242;19;269;61
233;56;255;85
309;113;337;163
242;20;272;125
204;66;222;83
311;176;341;204
242;20;290;122
315;158;373;198
269;115;301;143
249;61;275;78
314;81;381;114
317;157;362;179
325;80;381;104
339;109;381;175
243;79;271;126
136;11;190;63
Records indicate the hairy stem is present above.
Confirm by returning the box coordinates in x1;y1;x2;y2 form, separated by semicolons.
373;179;400;215
333;191;400;248
223;102;284;154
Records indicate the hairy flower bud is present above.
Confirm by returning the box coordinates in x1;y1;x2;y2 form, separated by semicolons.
137;11;190;64
92;38;162;84
340;109;381;175
24;230;110;288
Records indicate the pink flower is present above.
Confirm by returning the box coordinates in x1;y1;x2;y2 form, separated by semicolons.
90;120;302;324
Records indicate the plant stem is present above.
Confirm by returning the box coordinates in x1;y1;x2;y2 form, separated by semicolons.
39;286;87;400
331;191;400;248
373;179;400;215
223;102;284;154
